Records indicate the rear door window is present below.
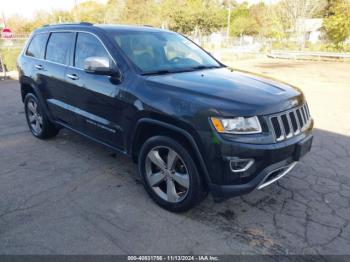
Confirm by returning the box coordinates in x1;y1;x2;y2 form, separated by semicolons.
46;32;74;65
26;33;49;59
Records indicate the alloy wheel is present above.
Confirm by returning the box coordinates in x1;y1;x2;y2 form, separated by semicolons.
145;146;190;203
26;99;43;135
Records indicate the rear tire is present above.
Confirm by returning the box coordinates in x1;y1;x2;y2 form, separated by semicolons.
138;136;204;212
24;93;59;139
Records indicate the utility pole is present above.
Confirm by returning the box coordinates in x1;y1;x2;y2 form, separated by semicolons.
74;0;79;22
1;12;7;28
226;7;231;41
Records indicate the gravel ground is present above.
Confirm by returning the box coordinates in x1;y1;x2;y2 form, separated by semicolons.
0;58;350;255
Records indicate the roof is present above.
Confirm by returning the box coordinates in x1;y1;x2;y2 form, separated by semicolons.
35;22;169;34
96;24;169;33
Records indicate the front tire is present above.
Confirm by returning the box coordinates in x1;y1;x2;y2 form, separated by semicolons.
24;93;59;139
138;136;204;212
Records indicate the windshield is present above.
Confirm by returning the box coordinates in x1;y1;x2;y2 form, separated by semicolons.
111;31;221;74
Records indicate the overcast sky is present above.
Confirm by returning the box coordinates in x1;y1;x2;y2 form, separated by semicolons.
0;0;279;19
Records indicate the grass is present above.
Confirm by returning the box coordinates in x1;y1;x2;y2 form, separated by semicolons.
0;48;22;71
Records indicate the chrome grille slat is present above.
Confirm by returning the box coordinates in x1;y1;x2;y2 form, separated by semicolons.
285;113;294;138
305;103;310;118
301;107;307;124
277;116;286;141
296;108;304;127
269;103;311;142
290;111;300;134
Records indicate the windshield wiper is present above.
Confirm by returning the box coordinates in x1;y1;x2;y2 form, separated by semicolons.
189;65;223;71
141;65;224;76
141;70;173;76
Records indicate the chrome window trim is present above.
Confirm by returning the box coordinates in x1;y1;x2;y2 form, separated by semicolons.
23;30;117;69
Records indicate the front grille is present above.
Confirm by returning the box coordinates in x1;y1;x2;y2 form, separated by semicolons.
270;103;311;142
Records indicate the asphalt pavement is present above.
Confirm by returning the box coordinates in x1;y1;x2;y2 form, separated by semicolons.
0;79;350;255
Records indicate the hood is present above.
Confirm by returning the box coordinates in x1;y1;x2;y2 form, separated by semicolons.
145;67;304;116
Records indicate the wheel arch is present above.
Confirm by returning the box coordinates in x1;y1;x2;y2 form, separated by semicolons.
20;82;35;102
130;118;212;186
20;82;54;121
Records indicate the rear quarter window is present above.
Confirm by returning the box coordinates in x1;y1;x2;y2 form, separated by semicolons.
26;33;49;59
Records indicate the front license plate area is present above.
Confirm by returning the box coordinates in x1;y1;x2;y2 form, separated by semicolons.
294;135;313;161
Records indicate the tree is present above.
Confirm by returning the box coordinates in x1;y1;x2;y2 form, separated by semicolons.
323;0;350;48
229;2;258;37
6;15;31;33
249;3;276;38
104;0;126;24
120;0;158;25
72;1;107;23
51;10;74;24
158;0;184;29
277;0;327;45
168;0;225;35
269;2;293;40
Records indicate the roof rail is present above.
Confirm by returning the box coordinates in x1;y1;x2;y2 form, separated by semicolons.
42;22;93;27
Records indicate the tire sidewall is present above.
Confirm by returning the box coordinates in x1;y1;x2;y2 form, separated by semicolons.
24;93;47;138
139;136;202;212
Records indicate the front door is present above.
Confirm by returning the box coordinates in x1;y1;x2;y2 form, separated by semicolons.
64;32;125;149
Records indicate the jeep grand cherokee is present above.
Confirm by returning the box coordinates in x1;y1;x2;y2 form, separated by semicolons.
17;23;313;212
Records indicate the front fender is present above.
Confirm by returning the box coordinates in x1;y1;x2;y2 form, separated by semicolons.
129;118;212;185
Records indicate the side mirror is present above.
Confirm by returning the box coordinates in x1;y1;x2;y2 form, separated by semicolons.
84;56;119;77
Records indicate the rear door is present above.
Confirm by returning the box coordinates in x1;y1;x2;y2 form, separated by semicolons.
22;33;50;100
42;32;75;125
64;32;125;149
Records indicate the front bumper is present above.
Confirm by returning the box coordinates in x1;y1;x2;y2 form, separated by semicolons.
207;133;313;199
209;159;297;199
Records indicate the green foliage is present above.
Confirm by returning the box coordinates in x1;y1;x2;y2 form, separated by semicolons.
167;0;226;34
2;0;350;51
0;48;22;71
323;0;350;49
72;1;106;23
119;0;157;25
229;3;259;37
271;40;350;52
5;0;226;36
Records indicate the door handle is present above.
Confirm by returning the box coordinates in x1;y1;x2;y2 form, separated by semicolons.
67;73;79;80
35;64;44;70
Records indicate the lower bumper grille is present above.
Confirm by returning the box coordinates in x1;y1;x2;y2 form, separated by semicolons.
257;162;297;190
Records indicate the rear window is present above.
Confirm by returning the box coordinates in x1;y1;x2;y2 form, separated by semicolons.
26;34;49;59
46;32;74;65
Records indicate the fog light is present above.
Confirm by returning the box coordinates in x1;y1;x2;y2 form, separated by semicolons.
229;158;254;173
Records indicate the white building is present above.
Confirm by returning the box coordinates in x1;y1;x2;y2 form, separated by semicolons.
296;18;323;44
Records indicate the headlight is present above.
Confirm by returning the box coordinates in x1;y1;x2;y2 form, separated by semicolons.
210;116;262;134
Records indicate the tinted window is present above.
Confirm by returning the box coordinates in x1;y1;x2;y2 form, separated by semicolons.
75;33;110;69
26;34;49;59
46;32;73;65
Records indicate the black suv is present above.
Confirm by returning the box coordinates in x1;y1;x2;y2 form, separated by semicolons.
17;23;313;211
